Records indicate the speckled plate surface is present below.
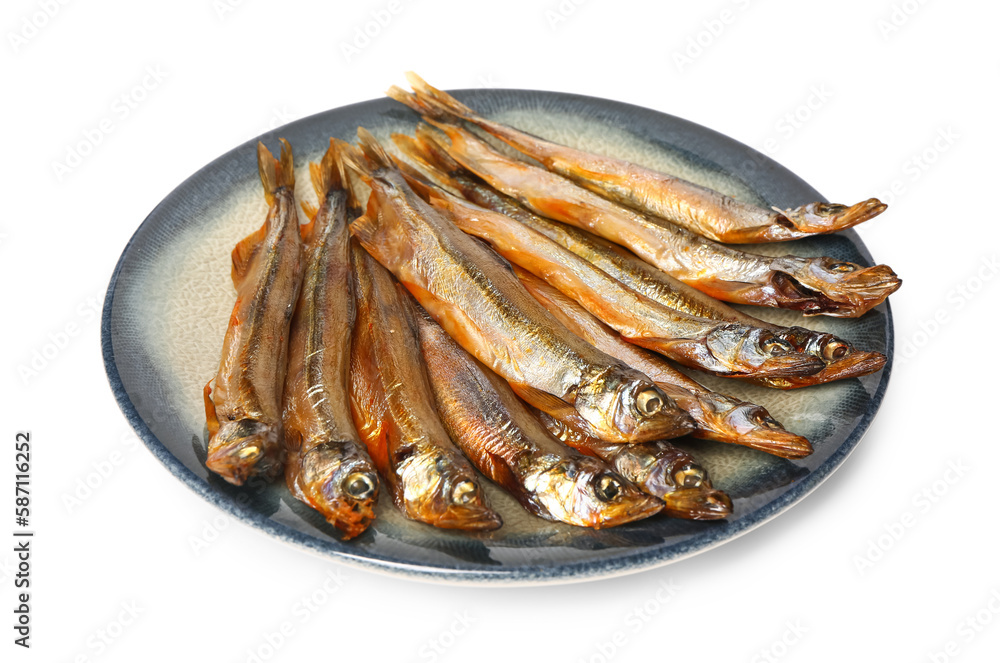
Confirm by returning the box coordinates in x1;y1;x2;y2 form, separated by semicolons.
102;90;892;584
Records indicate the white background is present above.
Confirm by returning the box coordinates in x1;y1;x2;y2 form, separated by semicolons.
3;0;998;661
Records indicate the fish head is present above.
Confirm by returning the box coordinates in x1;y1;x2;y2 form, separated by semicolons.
786;257;901;316
704;325;826;378
768;327;887;385
641;452;732;520
206;419;284;485
710;400;813;459
776;198;887;234
395;445;502;531
575;370;695;443
298;441;379;539
528;456;663;528
611;443;731;520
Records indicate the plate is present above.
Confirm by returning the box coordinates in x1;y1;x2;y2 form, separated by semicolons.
101;89;893;584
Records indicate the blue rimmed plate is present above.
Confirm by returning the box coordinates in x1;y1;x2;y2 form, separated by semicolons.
101;89;892;584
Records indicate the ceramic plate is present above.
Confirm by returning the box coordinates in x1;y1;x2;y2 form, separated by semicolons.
102;89;892;584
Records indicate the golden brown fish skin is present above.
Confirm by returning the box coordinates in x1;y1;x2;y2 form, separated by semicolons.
413;119;900;318
462;196;886;389
349;242;501;531
518;269;813;459
537;413;732;520
389;138;885;388
424;185;825;380
342;129;685;445
542;231;887;387
416;310;664;528
204;139;303;486
390;73;887;244
281;141;378;539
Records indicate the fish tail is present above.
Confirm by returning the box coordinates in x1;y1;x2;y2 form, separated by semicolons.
390;132;462;195
328;137;364;212
341;138;383;246
257;138;295;207
418;116;472;152
414;124;466;172
336;136;375;186
386;84;435;116
355;127;396;172
404;72;480;122
309;138;344;200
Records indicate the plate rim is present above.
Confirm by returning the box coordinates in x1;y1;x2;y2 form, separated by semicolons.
101;88;894;585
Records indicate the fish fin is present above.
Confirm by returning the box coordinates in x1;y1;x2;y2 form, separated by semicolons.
337;137;375;186
414;124;466;173
392;156;438;202
390;132;441;175
257;139;295;207
230;222;269;283
405;72;480;121
299;202;318;243
310;138;343;199
386;84;434;116
391;129;465;195
203;379;219;439
509;383;578;418
300;200;319;222
418;117;488;165
349;212;379;246
330;138;365;211
355;127;396;172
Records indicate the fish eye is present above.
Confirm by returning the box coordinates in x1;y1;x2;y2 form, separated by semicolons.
750;410;781;429
763;337;793;355
594;474;622;502
342;472;376;500
822;341;849;361
635;388;663;416
451;480;477;504
815;203;846;215
236;445;261;460
829;262;857;273
674;464;705;488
